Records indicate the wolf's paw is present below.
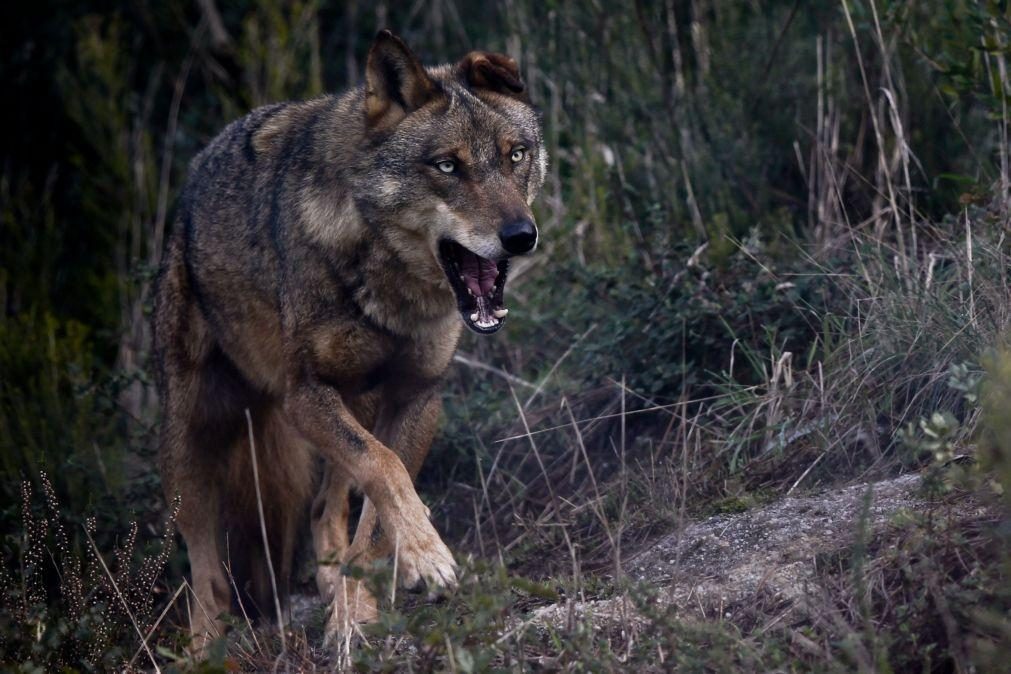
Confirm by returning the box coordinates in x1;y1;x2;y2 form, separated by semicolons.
394;517;458;591
316;563;343;601
322;579;378;648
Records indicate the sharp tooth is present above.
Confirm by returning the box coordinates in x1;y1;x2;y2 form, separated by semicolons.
468;289;474;297
470;312;479;322
493;308;509;318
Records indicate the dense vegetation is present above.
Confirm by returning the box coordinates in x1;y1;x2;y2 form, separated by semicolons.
1;0;1010;670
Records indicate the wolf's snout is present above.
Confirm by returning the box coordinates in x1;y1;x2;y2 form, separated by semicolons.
499;219;538;255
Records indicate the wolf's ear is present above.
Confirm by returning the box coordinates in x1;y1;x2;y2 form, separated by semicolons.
456;51;527;101
365;30;438;129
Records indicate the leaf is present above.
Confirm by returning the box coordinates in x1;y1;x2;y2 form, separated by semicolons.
934;173;977;185
456;647;475;673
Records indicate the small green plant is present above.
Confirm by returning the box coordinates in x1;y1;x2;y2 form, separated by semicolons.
898;411;961;464
948;362;984;405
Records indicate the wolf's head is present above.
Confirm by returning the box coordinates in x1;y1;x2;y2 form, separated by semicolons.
354;31;547;335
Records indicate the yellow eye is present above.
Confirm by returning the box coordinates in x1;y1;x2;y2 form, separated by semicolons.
437;160;456;174
510;148;526;163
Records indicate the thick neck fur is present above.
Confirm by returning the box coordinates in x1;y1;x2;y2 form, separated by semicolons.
299;188;458;338
349;220;459;338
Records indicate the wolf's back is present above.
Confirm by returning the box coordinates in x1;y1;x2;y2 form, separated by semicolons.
173;104;301;325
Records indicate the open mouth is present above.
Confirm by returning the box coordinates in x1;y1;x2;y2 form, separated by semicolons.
438;240;510;334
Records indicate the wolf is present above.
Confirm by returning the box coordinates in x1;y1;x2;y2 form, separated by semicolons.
153;30;546;647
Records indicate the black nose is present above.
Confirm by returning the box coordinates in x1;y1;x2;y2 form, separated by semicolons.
499;219;538;255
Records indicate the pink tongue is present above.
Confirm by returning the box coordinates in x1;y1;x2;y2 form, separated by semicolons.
460;251;499;296
478;258;498;295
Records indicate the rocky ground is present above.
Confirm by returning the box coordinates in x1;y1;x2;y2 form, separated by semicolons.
528;473;990;631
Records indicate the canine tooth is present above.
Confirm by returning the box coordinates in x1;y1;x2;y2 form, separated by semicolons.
470;312;479;322
493;308;509;318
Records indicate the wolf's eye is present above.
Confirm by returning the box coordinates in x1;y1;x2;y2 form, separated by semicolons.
510;148;526;163
436;160;456;174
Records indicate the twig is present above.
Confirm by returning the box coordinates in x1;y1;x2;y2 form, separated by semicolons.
841;0;908;276
562;400;616;569
495;388;761;443
965;208;977;330
223;552;263;655
508;385;578;564
196;0;234;51
180;577;220;645
787;452;826;495
127;582;187;669
749;0;802;115
391;534;399;606
524;323;597;409
84;528;161;673
453;353;537;390
152;53;193;267
245;408;287;657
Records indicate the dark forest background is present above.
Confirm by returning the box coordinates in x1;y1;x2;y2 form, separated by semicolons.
2;0;1011;670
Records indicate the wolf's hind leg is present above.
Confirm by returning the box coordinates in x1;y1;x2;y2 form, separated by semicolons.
156;272;233;648
160;369;233;651
312;463;352;601
179;498;231;650
315;467;383;646
163;380;237;651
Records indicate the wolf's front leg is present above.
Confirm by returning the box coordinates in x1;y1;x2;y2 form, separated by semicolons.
287;382;457;599
345;391;446;574
314;391;446;638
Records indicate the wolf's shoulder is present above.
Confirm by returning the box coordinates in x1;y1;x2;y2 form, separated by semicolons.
187;97;338;176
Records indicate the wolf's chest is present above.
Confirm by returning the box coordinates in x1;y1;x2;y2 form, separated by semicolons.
310;321;449;397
